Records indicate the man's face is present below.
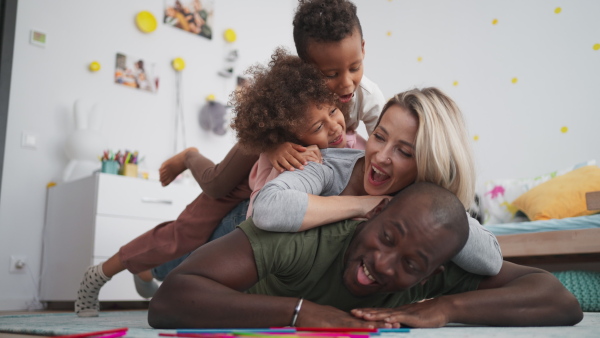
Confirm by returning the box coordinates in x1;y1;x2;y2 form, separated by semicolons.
342;199;453;297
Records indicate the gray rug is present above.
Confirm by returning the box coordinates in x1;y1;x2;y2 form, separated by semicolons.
0;311;599;338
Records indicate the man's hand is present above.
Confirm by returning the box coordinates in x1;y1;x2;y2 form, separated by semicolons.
266;142;321;173
297;301;393;328
351;298;451;328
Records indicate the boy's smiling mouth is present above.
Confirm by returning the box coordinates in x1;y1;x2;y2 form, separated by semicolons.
339;93;354;103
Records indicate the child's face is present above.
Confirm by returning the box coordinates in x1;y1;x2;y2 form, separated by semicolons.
296;103;347;149
305;28;365;105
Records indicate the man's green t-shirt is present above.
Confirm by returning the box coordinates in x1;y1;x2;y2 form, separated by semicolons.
239;218;483;312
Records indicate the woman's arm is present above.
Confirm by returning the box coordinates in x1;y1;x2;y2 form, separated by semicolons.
451;214;503;275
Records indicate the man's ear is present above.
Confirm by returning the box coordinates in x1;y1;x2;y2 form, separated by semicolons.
419;265;445;286
364;198;389;220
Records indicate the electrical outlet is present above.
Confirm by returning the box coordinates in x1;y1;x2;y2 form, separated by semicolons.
9;255;27;274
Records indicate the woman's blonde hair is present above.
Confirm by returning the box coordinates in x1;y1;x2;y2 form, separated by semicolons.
377;87;475;209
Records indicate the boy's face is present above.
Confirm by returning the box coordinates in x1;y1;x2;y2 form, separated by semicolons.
296;103;347;149
305;28;365;105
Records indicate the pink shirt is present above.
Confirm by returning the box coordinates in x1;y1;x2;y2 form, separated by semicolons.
246;131;366;218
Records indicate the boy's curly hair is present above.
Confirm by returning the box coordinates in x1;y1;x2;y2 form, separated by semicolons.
230;48;338;154
293;0;363;61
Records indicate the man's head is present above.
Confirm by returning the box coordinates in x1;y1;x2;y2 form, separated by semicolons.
343;182;469;297
293;0;365;106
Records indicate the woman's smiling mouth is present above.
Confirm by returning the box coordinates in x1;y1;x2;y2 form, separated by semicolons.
368;164;390;186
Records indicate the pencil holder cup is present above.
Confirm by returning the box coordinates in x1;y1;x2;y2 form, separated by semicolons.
101;160;120;175
120;163;138;177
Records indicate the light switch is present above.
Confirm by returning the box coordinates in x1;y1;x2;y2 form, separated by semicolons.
21;132;37;149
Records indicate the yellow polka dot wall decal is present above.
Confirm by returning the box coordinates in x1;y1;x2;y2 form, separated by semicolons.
473;135;480;141
555;7;562;14
492;18;498;25
387;31;392;37
561;126;568;133
417;56;423;62
453;81;459;86
594;43;600;51
511;77;518;84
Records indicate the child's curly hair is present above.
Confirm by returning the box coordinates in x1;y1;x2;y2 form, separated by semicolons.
230;48;338;154
293;0;363;61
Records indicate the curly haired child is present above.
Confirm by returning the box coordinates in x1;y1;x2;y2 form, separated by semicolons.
75;47;352;316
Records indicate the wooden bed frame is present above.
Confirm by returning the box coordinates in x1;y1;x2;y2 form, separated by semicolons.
497;191;600;272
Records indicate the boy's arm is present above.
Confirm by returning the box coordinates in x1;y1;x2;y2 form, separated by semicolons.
450;215;503;275
148;228;387;328
351;261;583;327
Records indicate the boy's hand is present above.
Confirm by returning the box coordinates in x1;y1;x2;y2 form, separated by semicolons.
267;142;321;173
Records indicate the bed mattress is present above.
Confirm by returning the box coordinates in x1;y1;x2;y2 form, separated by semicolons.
487;214;600;236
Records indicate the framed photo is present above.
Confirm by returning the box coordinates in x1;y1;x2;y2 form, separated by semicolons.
114;53;159;93
164;0;214;40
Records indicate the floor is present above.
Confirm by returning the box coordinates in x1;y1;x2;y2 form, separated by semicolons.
1;309;599;338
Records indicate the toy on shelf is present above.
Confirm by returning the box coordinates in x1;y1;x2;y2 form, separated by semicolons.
63;100;107;182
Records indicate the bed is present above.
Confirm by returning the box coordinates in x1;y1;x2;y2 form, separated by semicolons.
476;162;600;272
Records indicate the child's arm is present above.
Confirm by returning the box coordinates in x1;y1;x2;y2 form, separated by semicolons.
265;142;322;173
450;215;503;275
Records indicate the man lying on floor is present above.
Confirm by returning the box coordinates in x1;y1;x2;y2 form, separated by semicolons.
148;182;583;328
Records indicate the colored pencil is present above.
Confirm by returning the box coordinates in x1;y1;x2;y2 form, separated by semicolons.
52;327;128;338
293;328;378;333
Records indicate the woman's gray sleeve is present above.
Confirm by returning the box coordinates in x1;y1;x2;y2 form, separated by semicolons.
451;214;503;275
252;163;331;232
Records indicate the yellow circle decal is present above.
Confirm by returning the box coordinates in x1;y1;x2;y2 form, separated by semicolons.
206;94;216;102
473;135;480;141
172;57;186;71
453;81;459;87
224;29;237;43
386;31;392;37
554;7;562;14
136;11;158;33
561;126;568;133
512;77;518;84
593;44;600;51
89;61;101;72
417;56;423;62
492;19;498;25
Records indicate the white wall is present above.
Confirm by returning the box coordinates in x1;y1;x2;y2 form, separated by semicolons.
1;0;599;310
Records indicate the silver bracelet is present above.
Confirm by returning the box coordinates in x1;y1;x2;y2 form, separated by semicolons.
290;298;304;327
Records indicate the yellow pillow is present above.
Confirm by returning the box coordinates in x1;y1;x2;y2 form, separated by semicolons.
512;165;600;221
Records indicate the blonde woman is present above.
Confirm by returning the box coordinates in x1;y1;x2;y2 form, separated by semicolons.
251;87;500;275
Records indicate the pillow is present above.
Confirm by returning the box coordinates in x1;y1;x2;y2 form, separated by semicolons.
478;159;596;225
512;165;600;221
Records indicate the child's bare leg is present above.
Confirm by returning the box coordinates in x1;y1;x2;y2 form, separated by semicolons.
159;147;199;186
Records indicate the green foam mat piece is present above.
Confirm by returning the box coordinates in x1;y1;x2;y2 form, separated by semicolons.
553;270;600;312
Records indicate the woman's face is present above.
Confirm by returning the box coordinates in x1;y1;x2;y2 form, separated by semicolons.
296;103;347;149
364;104;418;195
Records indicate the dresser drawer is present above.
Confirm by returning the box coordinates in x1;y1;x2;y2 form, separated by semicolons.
95;173;200;220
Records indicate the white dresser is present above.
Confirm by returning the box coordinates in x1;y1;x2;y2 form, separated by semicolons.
40;173;200;302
